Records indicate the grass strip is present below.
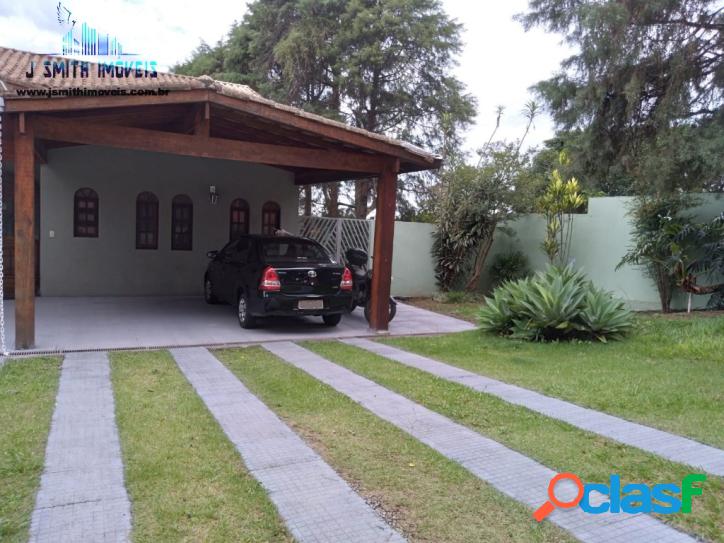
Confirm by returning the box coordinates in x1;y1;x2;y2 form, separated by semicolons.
217;346;574;543
384;315;724;448
0;357;61;542
305;340;724;542
111;350;290;542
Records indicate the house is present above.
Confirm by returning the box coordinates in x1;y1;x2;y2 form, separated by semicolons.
0;46;441;350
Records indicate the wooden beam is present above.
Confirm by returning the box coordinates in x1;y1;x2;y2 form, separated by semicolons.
193;103;210;136
209;93;436;168
368;159;399;332
14;114;35;349
294;170;374;185
33;115;386;173
4;90;210;113
34;139;48;164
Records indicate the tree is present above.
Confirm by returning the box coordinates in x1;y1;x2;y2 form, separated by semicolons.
671;211;724;310
617;194;696;312
432;106;539;291
519;0;724;195
175;0;476;218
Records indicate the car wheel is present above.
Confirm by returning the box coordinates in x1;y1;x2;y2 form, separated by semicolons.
322;313;342;327
237;294;256;329
204;277;219;304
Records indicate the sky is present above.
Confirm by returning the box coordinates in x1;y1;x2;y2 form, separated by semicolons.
0;0;572;152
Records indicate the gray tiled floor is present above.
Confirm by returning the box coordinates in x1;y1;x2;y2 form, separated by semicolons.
343;338;724;476
171;347;405;543
4;296;474;353
264;341;694;543
29;352;131;543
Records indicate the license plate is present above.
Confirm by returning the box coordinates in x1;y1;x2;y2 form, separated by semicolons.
298;299;324;310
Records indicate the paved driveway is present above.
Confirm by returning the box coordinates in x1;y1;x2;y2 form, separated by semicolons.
3;296;474;353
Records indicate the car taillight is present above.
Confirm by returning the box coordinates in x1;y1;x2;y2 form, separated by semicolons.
259;266;281;292
340;267;353;291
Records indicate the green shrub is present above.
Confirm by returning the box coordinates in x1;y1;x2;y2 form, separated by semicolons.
489;251;531;287
478;266;633;342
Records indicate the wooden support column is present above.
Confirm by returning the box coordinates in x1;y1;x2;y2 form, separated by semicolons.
14;113;35;349
192;102;211;136
369;159;399;332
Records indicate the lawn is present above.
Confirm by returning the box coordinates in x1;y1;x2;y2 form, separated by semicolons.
216;346;573;543
384;313;724;449
305;340;724;542
0;357;61;543
111;351;290;542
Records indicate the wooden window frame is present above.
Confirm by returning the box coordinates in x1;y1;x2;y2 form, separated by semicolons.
171;194;193;251
261;201;281;235
73;187;99;238
229;198;250;241
135;191;159;250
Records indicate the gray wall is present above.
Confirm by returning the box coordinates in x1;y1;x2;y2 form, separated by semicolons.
39;145;298;296
369;220;438;297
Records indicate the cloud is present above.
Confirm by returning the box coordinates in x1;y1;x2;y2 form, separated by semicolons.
0;0;571;151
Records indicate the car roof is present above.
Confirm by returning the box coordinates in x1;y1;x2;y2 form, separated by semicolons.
241;234;317;242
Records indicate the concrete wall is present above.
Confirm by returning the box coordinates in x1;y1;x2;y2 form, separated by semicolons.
39;145;298;296
370;194;723;310
369;220;438;298
482;195;724;310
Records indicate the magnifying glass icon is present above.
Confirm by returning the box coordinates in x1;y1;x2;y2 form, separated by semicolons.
533;473;584;522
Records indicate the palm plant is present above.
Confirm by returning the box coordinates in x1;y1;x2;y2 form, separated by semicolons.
479;265;633;342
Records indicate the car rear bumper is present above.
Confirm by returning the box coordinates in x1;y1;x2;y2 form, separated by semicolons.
251;292;354;317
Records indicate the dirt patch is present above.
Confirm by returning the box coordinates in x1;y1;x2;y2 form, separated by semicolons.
400;297;480;324
637;310;724;319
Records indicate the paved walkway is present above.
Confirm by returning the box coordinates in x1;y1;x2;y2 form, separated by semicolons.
171;347;405;543
343;338;724;476
4;297;473;353
264;342;693;543
29;352;131;543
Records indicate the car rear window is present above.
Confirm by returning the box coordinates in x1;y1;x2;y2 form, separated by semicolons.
261;240;332;263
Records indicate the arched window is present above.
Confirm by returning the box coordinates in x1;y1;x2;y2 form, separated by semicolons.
261;201;280;235
74;188;99;237
171;194;193;251
136;192;159;249
229;198;249;241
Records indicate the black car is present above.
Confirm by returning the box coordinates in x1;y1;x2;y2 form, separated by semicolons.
204;235;354;328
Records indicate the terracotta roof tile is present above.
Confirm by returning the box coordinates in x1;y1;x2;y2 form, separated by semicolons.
0;46;439;165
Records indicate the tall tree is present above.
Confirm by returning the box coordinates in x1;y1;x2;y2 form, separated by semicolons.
175;0;475;217
519;0;724;195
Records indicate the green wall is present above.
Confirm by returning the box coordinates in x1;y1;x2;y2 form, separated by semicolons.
483;195;724;310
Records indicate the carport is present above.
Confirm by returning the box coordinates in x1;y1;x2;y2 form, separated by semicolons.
0;47;441;350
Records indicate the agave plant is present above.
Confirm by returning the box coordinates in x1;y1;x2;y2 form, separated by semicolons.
479;265;633;342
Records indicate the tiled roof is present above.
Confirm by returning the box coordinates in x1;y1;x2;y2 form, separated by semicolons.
0;46;439;165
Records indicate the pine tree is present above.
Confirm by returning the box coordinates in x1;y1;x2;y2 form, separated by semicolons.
519;0;723;194
175;0;476;217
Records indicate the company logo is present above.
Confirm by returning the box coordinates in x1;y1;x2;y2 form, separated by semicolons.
533;472;707;521
26;2;158;79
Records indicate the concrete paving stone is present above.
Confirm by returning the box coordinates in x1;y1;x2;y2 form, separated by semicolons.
170;347;405;543
343;338;724;476
265;341;694;543
29;352;131;543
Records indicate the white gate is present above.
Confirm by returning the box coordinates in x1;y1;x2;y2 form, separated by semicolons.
299;216;371;263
